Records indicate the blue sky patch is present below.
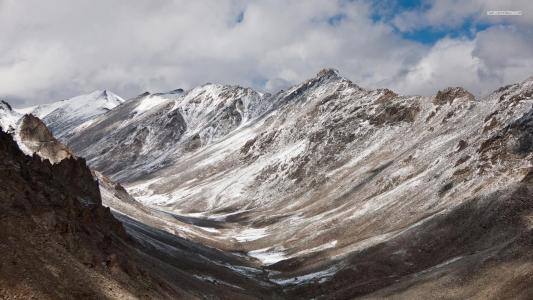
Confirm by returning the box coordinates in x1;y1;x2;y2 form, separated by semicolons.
328;13;348;26
235;11;245;23
398;16;491;45
369;0;491;45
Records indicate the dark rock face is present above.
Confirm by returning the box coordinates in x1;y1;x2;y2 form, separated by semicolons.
510;108;533;155
369;101;420;125
0;130;179;299
1;100;13;111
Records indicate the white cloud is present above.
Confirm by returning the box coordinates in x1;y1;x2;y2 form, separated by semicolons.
392;24;533;96
393;0;533;31
0;0;531;106
393;38;483;95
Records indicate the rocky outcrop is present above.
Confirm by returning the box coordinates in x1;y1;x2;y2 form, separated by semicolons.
18;114;73;163
433;86;475;105
0;130;183;299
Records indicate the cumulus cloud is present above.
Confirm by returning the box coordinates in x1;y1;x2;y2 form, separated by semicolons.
0;0;531;106
393;0;533;31
390;0;533;95
393;25;533;96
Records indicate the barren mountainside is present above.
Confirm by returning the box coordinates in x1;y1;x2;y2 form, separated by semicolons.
0;130;180;299
1;69;533;299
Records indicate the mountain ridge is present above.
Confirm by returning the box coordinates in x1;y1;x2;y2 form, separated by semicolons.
2;70;533;299
16;90;125;140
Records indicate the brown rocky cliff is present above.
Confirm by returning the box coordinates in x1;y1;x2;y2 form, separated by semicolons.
18;113;73;163
0;130;179;299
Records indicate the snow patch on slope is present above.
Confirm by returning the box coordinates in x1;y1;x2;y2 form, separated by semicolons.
134;95;170;114
29;90;124;119
248;247;287;265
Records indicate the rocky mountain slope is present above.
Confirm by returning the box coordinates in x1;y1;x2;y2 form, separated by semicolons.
0;129;184;299
66;85;267;181
0;116;287;299
6;70;533;299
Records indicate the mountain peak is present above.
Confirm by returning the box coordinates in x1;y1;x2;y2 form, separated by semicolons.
0;100;13;112
137;91;151;98
170;88;184;94
316;68;340;79
93;89;125;103
433;86;475;105
13;90;125;140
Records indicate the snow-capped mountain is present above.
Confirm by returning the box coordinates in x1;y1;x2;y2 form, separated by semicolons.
3;70;533;299
1;99;73;163
60;70;533;298
65;84;266;181
0;107;277;299
1;100;71;161
0;100;21;133
18;90;124;140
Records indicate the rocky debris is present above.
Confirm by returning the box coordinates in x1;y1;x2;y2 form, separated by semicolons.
433;87;475;105
454;155;471;167
498;78;533;105
67;99;188;180
375;89;398;103
286;185;533;299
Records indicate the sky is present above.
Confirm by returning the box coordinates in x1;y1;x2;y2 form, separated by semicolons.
0;0;532;107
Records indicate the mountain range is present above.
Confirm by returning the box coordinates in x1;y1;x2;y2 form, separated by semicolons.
1;69;532;299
